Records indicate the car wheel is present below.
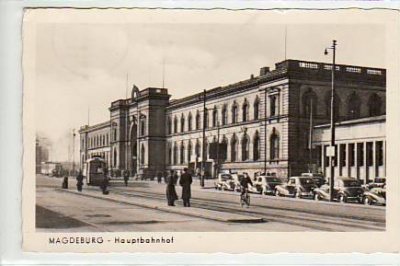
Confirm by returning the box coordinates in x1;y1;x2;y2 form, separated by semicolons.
363;197;372;205
314;193;321;201
338;194;347;203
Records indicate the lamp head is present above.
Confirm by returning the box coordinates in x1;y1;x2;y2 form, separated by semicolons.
324;48;328;55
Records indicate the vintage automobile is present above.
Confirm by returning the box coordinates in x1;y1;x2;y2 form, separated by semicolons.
252;175;283;195
214;173;243;191
274;176;316;198
301;173;325;188
313;177;364;203
362;187;386;206
363;177;386;190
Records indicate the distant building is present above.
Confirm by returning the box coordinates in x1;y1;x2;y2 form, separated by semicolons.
36;139;49;174
79;59;386;181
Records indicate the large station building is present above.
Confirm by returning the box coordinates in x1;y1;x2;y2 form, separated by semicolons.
79;59;386;183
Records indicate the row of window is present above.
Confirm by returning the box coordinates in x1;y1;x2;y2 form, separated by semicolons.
85;134;110;149
167;97;264;134
167;130;280;165
302;90;384;119
319;141;384;167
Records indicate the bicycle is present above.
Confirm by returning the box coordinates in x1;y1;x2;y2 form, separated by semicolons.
240;187;250;207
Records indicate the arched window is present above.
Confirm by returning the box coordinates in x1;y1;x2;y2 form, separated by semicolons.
212;107;218;127
180;142;185;164
222;105;228;125
140;117;146;136
232;103;238;124
168;143;172;164
231;134;238;161
173;143;178;165
221;136;228;162
204;109;209;129
140;144;145;165
188;113;193;131
347;92;361;119
241;134;249;161
196;111;201;130
254;97;260;120
180;115;185;132
205;139;209;160
167;117;172;134
302;89;317;117
270;95;277;117
368;93;383;116
173;116;178;134
325;92;341;120
270;129;279;160
253;131;260;161
187;141;192;163
195;140;201;159
242;100;249;122
113;148;117;167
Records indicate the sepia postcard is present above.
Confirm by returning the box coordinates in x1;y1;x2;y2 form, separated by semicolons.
22;8;400;253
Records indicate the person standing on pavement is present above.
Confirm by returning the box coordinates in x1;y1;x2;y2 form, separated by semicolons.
166;170;178;206
157;171;163;183
123;169;129;186
179;168;193;207
76;170;84;192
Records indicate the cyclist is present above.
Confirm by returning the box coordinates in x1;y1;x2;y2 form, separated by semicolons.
240;173;253;206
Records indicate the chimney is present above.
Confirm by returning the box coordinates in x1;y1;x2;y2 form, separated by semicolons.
260;67;270;76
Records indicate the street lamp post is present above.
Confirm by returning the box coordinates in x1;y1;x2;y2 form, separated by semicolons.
201;89;206;188
72;129;76;175
325;40;337;202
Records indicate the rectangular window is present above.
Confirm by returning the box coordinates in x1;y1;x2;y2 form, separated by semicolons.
324;145;329;167
357;143;364;166
376;141;384;166
349;143;355;167
366;142;373;166
340;144;346;167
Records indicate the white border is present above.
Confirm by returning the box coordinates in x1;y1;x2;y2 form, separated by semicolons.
1;0;400;265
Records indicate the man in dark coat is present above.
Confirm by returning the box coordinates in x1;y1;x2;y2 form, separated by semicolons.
123;170;129;186
179;168;193;207
166;170;178;206
76;170;84;192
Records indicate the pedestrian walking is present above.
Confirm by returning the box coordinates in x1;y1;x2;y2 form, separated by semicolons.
166;170;178;206
157;171;163;183
101;176;110;195
76;170;84;192
179;168;193;207
123;169;129;186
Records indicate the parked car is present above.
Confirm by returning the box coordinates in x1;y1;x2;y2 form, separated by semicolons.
313;177;364;203
362;187;386;206
274;176;317;198
301;173;325;188
215;173;242;192
363;177;386;190
252;175;283;195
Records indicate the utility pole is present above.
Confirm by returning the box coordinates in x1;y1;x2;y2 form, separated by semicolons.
264;89;267;174
72;129;76;175
201;90;206;188
325;40;337;202
308;97;313;172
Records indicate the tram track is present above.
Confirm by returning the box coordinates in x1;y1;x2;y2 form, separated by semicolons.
111;188;385;231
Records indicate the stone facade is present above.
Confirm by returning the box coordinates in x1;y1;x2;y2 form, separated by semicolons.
79;59;386;180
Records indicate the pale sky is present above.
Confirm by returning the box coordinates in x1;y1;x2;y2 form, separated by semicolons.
30;9;386;161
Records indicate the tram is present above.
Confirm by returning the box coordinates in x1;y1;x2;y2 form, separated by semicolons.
83;157;107;186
